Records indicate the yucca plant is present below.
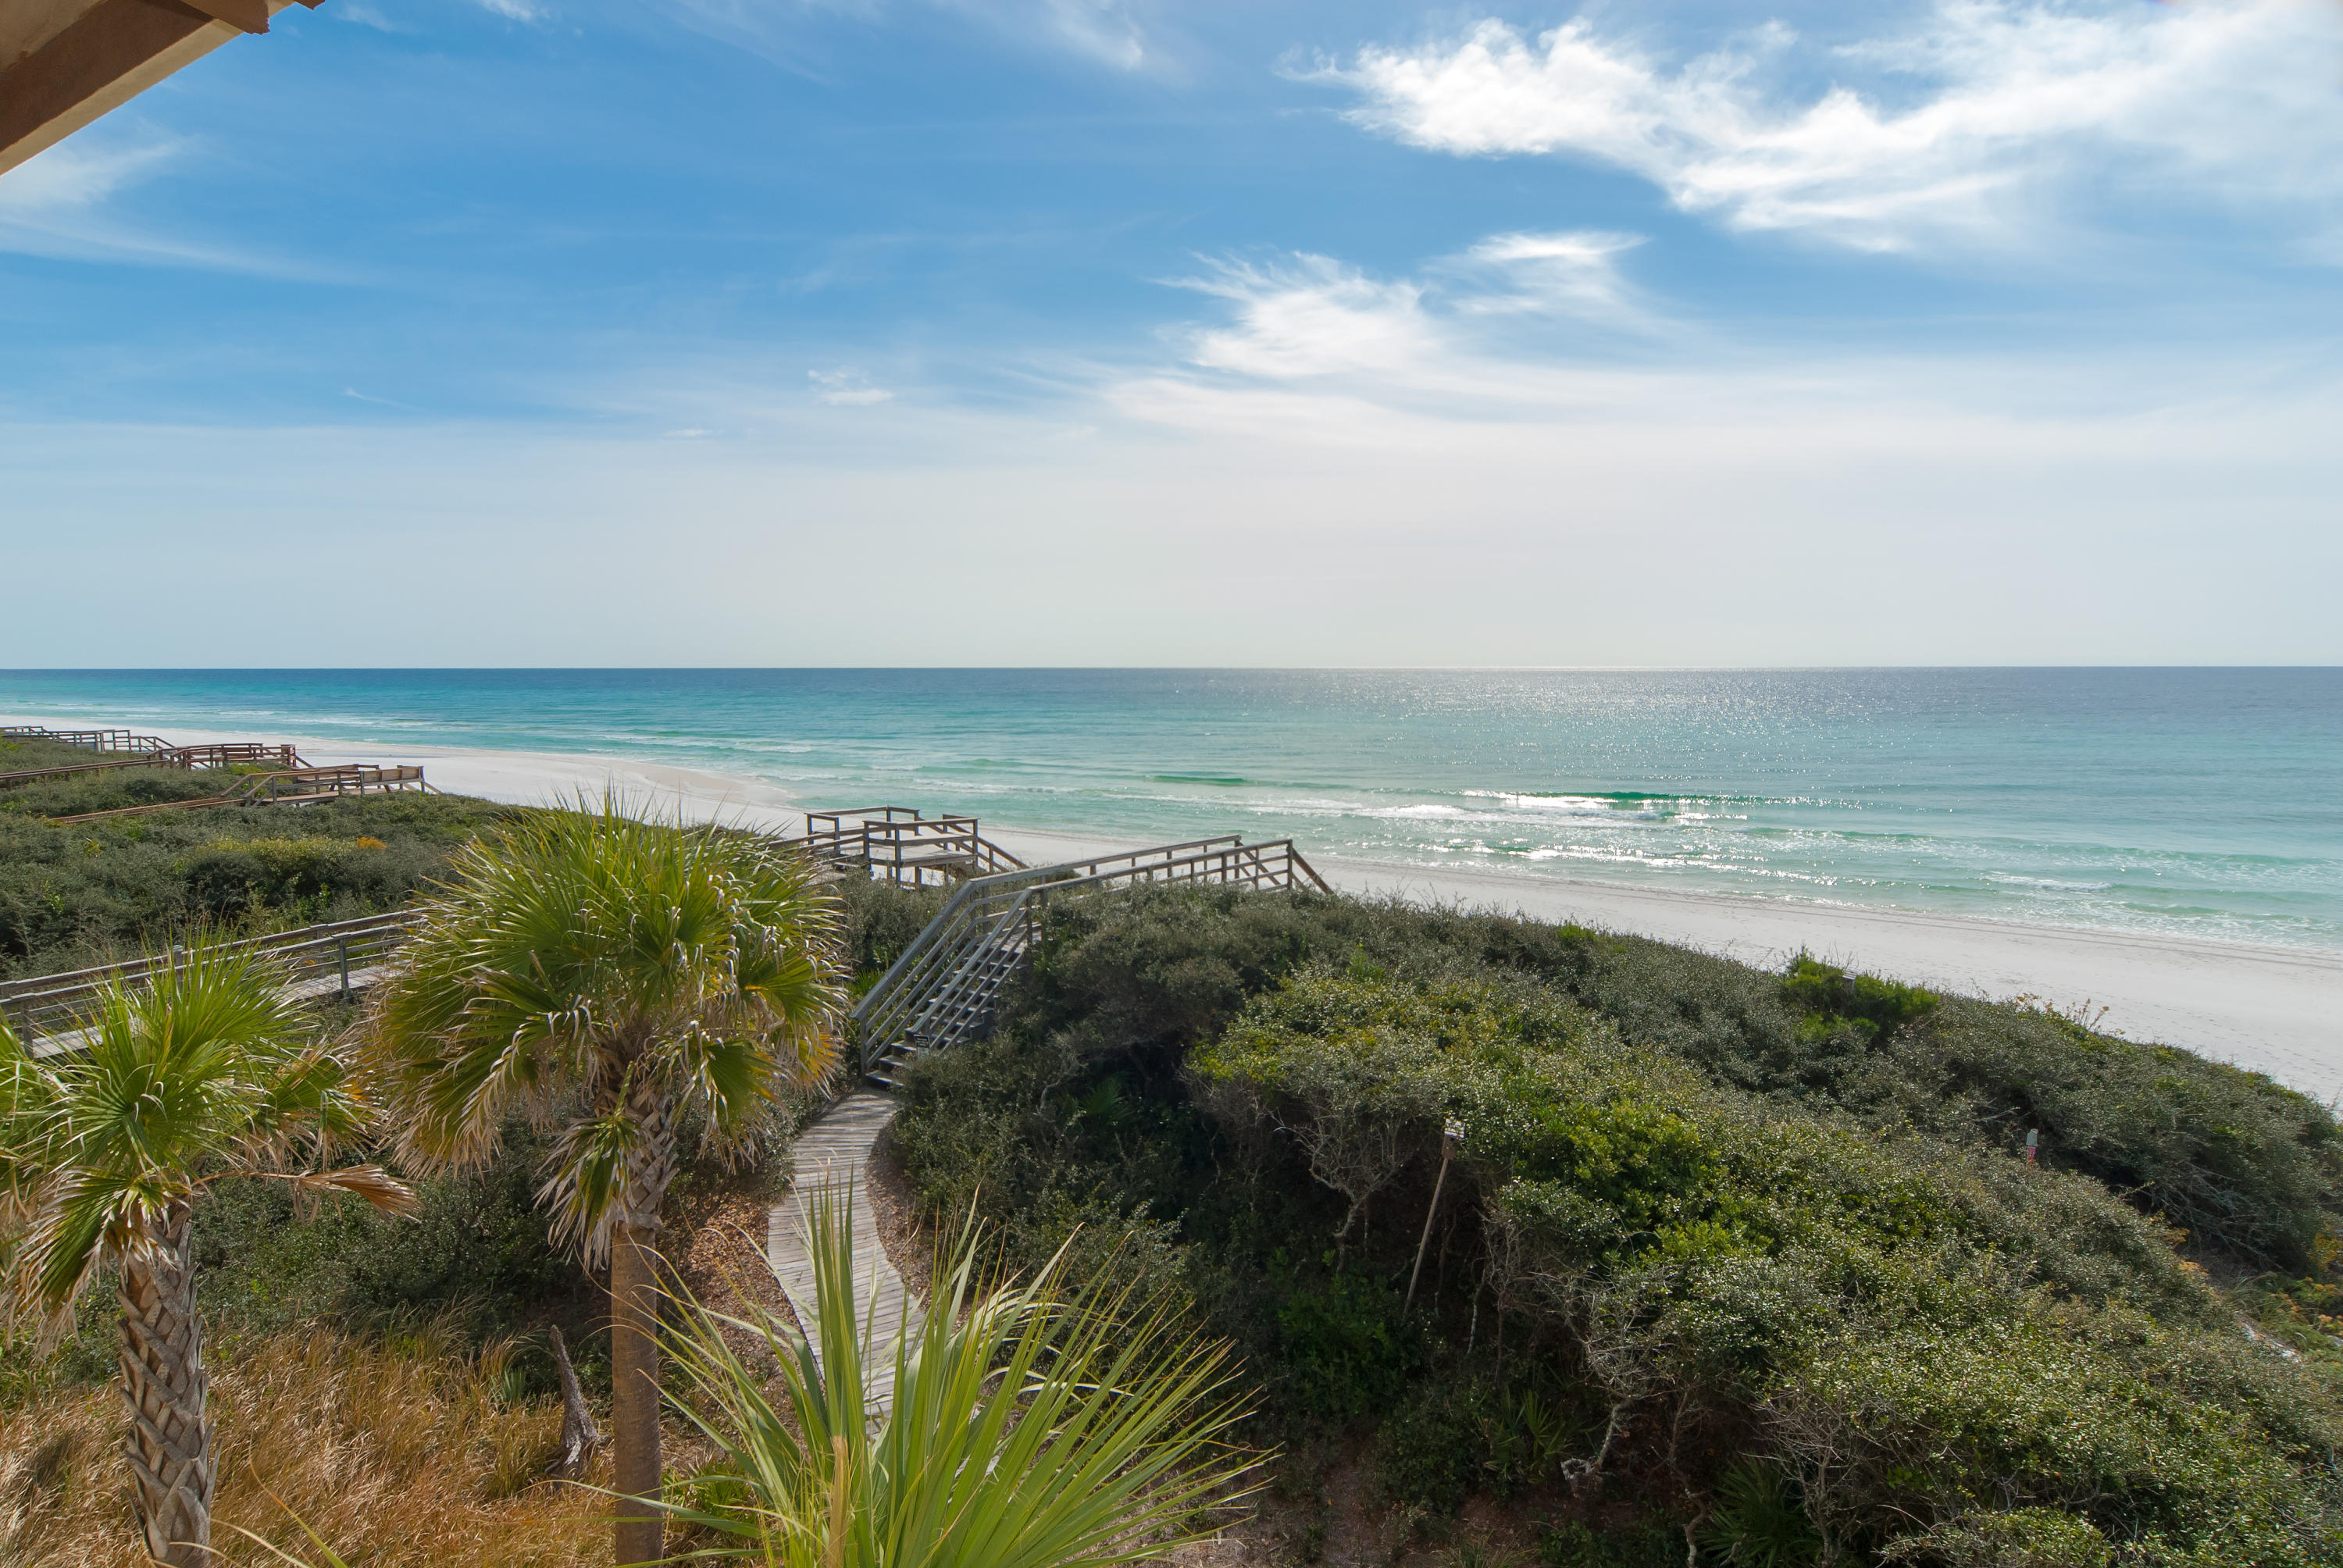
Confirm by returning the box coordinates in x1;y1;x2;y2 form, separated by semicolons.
361;798;843;1568
0;945;415;1568
657;1192;1263;1568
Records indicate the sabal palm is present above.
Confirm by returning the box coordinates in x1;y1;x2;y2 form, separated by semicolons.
661;1197;1261;1568
361;799;843;1567
0;946;413;1568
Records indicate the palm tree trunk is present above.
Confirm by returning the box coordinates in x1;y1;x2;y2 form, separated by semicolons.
611;1079;679;1567
117;1208;212;1568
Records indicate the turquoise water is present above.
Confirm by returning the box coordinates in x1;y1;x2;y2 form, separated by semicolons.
3;668;2338;952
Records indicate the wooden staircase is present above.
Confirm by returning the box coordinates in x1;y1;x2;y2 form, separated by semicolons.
853;836;1330;1085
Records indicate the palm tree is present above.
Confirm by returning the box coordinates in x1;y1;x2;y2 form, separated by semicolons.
361;800;843;1568
0;944;415;1568
658;1196;1262;1568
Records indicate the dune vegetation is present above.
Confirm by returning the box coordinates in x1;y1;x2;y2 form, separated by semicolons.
0;1324;610;1568
882;880;2343;1566
0;730;520;980
6;820;2343;1566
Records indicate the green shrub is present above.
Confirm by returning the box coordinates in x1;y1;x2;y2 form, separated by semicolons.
1272;1263;1416;1427
193;1127;589;1355
1881;1507;2115;1568
1536;1520;1682;1568
836;875;947;983
1377;1377;1493;1514
0;792;520;978
886;884;2343;1561
1778;953;1938;1040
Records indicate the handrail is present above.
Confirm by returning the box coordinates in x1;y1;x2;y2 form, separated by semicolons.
43;764;431;825
0;726;170;754
847;835;1249;1038
1;910;422;1044
851;836;1329;1074
786;806;1029;886
0;743;307;790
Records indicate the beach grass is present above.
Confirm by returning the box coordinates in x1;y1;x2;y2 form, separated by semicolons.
0;1324;607;1568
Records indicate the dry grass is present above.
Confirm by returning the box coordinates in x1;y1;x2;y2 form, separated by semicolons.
0;1326;608;1568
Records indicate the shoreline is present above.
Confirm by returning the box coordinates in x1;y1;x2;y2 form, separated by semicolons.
9;714;2340;1099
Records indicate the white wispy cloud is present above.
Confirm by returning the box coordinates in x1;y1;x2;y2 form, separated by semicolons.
1312;0;2343;252
1176;255;1439;381
0;138;179;216
1035;0;1153;72
472;0;544;20
662;0;1169;77
1164;230;1659;404
809;366;893;404
0;137;323;273
1447;230;1649;319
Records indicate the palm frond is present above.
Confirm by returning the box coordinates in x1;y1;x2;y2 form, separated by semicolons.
0;936;382;1331
536;1095;644;1261
657;1193;1264;1568
363;794;846;1249
257;1164;421;1219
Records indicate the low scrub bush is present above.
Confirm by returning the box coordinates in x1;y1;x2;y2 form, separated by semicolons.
884;883;2343;1563
194;1128;594;1363
836;875;947;986
0;792;520;978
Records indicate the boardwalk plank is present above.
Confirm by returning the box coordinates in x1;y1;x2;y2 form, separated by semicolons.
767;1092;922;1416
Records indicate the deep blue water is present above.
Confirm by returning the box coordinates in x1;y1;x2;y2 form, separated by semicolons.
3;668;2338;951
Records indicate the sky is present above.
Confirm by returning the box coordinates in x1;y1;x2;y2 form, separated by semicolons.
2;0;2340;667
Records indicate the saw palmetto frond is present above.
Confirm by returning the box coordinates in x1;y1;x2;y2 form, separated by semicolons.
362;796;844;1252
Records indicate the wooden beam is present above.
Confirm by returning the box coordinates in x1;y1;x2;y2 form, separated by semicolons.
179;0;269;34
0;0;322;179
0;0;230;173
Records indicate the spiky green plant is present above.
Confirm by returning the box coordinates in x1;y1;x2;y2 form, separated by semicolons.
360;797;843;1568
0;945;414;1568
658;1192;1263;1568
1699;1459;1820;1568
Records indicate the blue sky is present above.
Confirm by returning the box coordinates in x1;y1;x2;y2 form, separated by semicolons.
3;0;2340;666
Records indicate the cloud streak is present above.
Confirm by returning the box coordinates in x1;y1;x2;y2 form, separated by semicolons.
662;0;1170;77
0;137;305;272
809;366;893;404
1157;230;1664;420
1313;0;2343;252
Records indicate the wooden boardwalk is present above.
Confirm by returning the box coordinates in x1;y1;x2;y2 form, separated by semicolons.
766;1092;922;1414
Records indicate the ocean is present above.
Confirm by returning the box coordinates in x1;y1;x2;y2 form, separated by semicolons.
2;668;2338;953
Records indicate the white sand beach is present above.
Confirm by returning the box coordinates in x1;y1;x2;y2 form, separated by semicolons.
13;716;2342;1102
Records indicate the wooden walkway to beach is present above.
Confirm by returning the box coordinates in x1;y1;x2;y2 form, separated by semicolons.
766;1093;922;1415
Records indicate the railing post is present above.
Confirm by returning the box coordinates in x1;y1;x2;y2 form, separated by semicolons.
338;935;351;1000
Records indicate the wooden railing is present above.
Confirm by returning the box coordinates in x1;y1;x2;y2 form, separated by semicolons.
794;807;1028;887
2;798;1336;1077
852;836;1331;1077
0;742;305;790
45;764;430;825
0;725;169;754
164;743;306;770
1;911;421;1049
